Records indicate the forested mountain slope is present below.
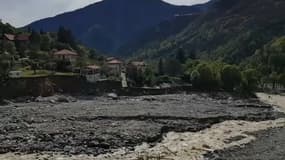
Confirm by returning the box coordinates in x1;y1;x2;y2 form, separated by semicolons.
130;0;285;63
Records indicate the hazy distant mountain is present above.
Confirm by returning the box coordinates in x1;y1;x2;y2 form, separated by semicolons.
27;0;207;54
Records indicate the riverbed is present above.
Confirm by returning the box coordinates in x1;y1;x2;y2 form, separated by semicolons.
0;93;284;159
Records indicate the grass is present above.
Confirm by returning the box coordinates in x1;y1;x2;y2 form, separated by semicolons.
21;70;77;78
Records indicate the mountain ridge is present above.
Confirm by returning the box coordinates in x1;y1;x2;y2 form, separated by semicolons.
27;0;208;54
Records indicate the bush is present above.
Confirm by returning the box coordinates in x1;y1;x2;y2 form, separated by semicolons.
155;75;171;84
191;63;218;89
241;69;259;92
221;65;242;91
279;74;285;86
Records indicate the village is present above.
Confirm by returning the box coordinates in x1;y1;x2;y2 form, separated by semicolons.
1;32;147;88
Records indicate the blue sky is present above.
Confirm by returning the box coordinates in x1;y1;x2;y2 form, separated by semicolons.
0;0;209;27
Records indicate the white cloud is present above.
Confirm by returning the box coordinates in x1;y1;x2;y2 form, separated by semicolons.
0;0;209;27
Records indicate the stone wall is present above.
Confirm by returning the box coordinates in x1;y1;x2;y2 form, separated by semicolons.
0;76;193;99
119;85;193;96
0;76;122;99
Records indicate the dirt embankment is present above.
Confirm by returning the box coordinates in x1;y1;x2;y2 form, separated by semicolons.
0;93;284;160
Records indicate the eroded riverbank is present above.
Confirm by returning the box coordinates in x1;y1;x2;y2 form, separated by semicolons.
0;93;284;159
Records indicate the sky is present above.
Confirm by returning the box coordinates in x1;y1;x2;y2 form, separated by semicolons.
0;0;209;27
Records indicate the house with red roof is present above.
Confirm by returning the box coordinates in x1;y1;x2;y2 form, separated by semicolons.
127;61;146;72
3;33;30;42
3;34;15;41
107;59;123;76
81;64;102;82
2;33;30;53
53;49;78;62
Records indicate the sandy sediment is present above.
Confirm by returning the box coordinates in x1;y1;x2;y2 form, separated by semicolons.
256;92;285;113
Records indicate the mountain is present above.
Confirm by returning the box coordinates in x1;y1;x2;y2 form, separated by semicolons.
128;0;285;63
27;0;207;54
118;14;200;57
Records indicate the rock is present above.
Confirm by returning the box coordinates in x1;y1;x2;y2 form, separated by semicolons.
107;93;118;100
56;96;70;103
63;146;73;152
0;99;10;106
49;99;56;104
35;96;44;102
97;142;110;149
143;96;156;101
13;97;31;103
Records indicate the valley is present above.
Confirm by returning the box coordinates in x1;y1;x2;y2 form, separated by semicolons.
1;0;285;159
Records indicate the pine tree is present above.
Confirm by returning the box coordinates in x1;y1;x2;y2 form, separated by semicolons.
158;58;164;75
176;48;186;64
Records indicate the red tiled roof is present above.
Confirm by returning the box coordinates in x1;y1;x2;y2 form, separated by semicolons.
107;59;123;64
4;34;15;41
54;49;78;56
3;34;30;41
16;34;30;41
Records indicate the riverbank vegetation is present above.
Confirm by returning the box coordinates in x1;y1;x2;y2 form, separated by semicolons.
130;39;285;93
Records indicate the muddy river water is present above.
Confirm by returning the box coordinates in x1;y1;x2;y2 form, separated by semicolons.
0;93;284;160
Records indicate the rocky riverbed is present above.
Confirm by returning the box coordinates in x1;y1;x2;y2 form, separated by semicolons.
0;93;284;159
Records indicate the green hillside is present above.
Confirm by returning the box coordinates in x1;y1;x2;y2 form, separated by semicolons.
130;0;285;64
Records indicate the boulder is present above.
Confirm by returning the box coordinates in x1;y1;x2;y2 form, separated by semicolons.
107;93;119;100
56;96;70;103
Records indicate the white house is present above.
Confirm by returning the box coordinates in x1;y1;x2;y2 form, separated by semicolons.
9;71;23;78
81;65;102;83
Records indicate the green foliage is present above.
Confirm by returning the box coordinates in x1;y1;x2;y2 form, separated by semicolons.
241;69;259;92
28;51;50;60
3;41;17;55
155;75;171;84
164;59;182;76
158;58;164;75
269;53;285;73
184;59;200;76
57;26;76;49
190;70;200;87
0;22;16;34
30;60;39;74
279;74;285;86
30;30;41;51
76;56;88;69
176;48;186;64
220;65;242;91
191;63;217;89
0;54;12;81
269;72;279;89
143;67;155;86
40;34;51;51
130;0;285;66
